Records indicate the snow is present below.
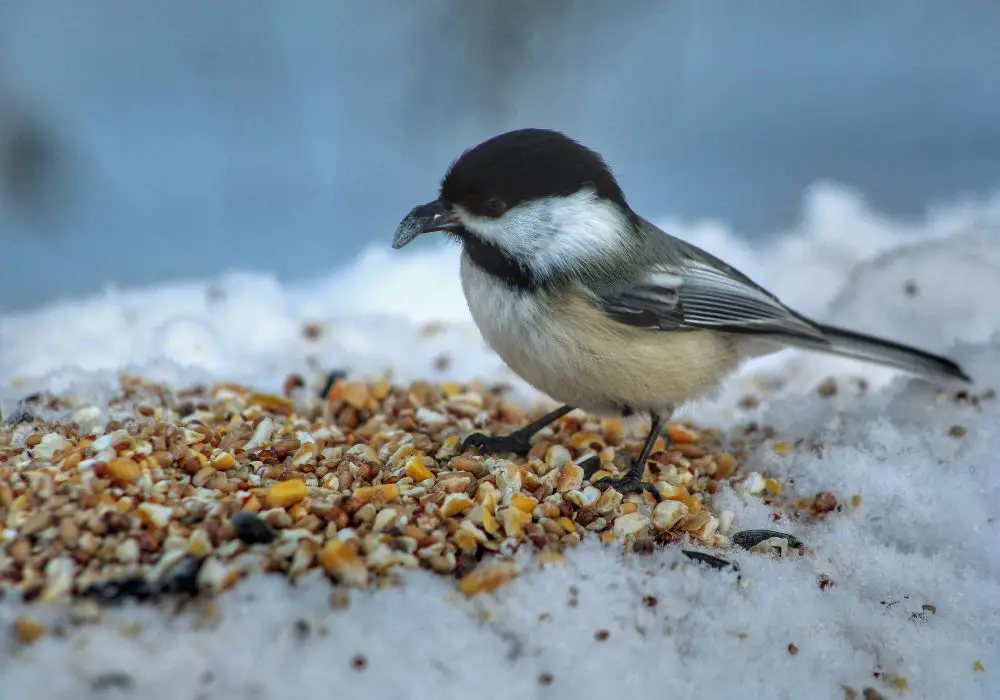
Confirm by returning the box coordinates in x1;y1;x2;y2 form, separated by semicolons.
2;182;1000;699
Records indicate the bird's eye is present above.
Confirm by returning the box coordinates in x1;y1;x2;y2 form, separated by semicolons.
483;198;507;217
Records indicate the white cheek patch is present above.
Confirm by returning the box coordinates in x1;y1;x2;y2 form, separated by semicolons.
456;189;630;275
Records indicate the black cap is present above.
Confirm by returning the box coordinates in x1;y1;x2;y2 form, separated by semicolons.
439;128;629;219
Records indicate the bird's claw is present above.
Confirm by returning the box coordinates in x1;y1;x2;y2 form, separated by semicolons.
592;473;660;500
461;431;534;456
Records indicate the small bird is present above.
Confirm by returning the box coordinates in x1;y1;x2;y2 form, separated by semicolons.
392;128;971;498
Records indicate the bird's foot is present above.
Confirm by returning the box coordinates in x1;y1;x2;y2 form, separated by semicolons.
592;472;660;500
461;431;534;456
581;451;659;499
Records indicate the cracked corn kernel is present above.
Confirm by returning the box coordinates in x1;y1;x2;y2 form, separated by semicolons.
538;502;561;518
568;432;606;449
404;455;433;482
266;479;308;508
247;393;294;415
510;493;538;514
187;529;213;557
441;493;475;517
459;520;488;543
771;441;792;455
613;512;649;538
974;660;985;673
371;379;391;400
481;507;500;536
501;507;531;538
353;484;400;504
242;495;262;513
318;541;368;587
601;417;623;443
556;517;576;534
210;449;236;470
440;382;463;398
107;457;142;485
14;617;45;645
652;500;689;531
137;502;173;528
371;508;397;533
764;478;782;494
339;382;371;410
454;529;480;554
666;424;698;444
457;560;518;596
556;462;584;492
566;488;598;509
716;452;737;479
538;549;564;566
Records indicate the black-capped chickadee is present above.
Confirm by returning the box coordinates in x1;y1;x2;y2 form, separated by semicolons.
392;128;971;498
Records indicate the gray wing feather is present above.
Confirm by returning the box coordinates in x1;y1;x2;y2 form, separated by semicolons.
594;218;826;341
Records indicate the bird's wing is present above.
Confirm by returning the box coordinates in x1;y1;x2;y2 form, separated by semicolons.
591;230;826;341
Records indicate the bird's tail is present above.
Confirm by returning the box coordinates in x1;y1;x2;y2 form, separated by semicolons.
794;322;971;383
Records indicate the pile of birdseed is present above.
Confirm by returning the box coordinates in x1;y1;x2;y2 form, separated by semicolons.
0;372;819;613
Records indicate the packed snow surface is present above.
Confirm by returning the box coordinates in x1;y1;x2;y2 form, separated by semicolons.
2;184;999;699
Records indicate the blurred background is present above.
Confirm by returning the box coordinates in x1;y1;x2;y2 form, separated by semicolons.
1;0;998;314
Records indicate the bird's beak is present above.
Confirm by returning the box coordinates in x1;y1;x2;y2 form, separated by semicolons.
392;199;461;249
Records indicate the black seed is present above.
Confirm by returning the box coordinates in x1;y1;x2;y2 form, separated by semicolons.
231;510;277;544
293;618;311;641
594;629;610;642
91;671;135;692
351;654;368;670
682;549;739;572
732;529;803;550
538;672;554;685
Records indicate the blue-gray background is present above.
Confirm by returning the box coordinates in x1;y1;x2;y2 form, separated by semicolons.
1;0;998;313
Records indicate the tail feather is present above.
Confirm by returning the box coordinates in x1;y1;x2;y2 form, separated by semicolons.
793;323;971;383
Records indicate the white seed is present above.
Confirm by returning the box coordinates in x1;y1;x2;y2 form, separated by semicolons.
566;486;601;509
197;557;229;592
138;502;174;528
32;433;71;461
416;408;448;428
92;429;130;452
613;512;650;538
718;510;735;535
742;472;767;496
371;507;398;533
40;556;76;602
652;500;689;531
72;406;105;434
244;417;275;451
116;538;140;564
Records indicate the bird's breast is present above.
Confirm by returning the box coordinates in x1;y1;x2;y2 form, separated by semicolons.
459;253;742;415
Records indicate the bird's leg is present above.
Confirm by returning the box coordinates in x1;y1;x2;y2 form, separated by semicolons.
592;413;668;499
462;404;574;456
